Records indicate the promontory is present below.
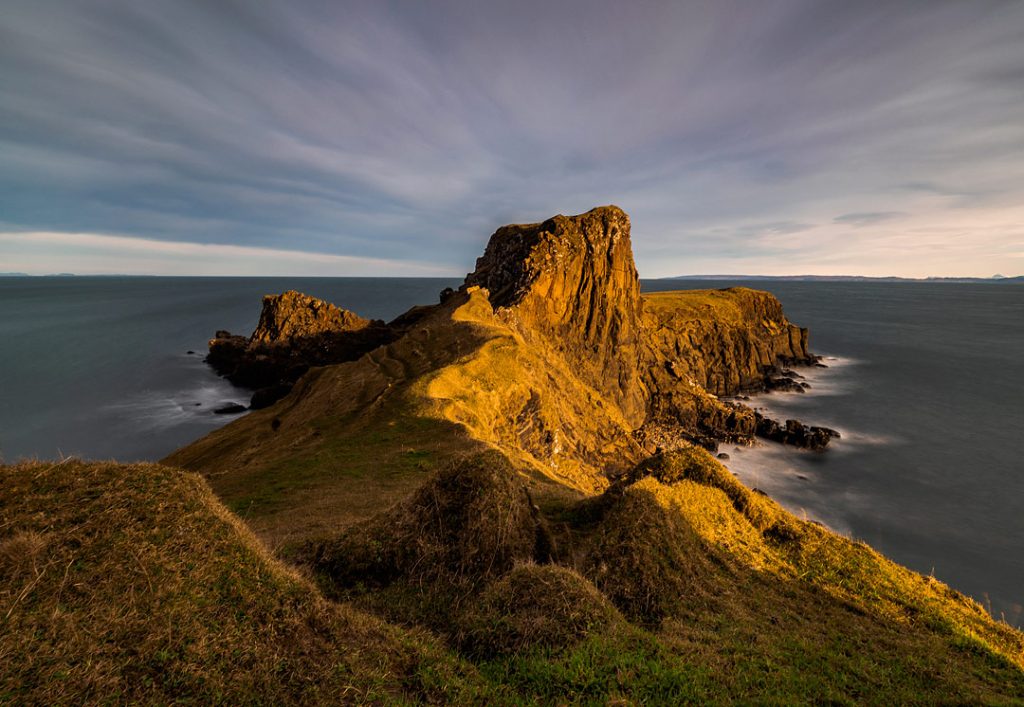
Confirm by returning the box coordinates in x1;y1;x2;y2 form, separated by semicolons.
2;206;1022;704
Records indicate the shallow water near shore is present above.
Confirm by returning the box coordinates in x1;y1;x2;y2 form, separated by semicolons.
1;275;1021;627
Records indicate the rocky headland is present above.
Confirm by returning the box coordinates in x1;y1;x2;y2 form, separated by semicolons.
205;206;837;451
3;206;1022;704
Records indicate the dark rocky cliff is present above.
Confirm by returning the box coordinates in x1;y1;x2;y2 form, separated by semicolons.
642;288;812;396
206;289;393;407
200;206;834;449
250;290;375;345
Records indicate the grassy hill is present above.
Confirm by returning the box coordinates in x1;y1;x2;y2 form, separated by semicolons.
3;452;1022;704
6;207;1024;702
0;460;490;704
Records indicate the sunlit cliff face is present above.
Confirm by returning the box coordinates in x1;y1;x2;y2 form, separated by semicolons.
2;0;1023;277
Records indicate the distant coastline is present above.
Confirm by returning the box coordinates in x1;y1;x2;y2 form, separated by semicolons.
6;272;1021;283
664;274;1024;283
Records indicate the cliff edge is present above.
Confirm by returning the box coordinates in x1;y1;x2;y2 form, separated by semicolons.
10;206;1017;703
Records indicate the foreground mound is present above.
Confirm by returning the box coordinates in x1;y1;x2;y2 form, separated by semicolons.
456;563;622;658
310;451;546;591
5;451;1024;701
0;460;485;704
303;448;1024;702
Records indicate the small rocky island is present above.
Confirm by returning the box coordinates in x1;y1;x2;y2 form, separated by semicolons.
3;206;1022;704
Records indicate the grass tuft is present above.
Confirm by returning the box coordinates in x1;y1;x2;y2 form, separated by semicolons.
457;563;621;658
0;460;488;704
309;450;543;593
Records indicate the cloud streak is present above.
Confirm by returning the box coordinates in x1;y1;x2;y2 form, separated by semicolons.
0;231;453;276
833;212;905;227
1;0;1023;276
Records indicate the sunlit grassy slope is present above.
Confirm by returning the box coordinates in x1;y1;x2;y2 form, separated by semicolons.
304;447;1024;703
11;286;1009;703
4;452;1022;704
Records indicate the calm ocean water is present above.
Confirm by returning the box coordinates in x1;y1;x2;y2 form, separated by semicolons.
1;276;1021;626
0;277;460;462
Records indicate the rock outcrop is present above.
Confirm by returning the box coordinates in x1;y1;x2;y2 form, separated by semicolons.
463;205;830;449
465;206;646;425
637;288;823;446
200;206;835;455
205;290;396;408
250;290;374;345
754;413;840;451
641;288;814;397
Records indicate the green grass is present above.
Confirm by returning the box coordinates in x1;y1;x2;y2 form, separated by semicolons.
223;406;458;519
169;382;486;551
642;287;790;328
18;282;1018;704
0;459;490;704
6;443;1024;704
479;632;714;705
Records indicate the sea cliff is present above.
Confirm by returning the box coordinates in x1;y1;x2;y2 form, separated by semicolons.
3;206;1022;703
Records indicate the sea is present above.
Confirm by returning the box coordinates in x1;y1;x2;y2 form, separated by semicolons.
1;275;1021;627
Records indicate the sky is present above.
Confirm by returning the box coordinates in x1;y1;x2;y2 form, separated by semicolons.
1;0;1023;277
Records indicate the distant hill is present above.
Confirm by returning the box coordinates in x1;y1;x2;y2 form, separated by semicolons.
664;274;1024;283
0;272;78;277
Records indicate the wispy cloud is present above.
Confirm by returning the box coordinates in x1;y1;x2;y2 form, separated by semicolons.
833;212;905;227
0;231;455;276
1;0;1023;276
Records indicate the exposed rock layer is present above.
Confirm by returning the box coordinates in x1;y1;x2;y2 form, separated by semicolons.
641;288;812;397
200;206;834;469
250;290;374;345
462;205;826;448
465;206;645;424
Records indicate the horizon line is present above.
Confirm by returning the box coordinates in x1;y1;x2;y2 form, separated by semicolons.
3;272;1020;281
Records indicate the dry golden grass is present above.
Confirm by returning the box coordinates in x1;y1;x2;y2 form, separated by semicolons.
308;451;541;592
5;448;1024;703
0;459;488;704
641;287;789;328
107;282;1024;703
281;438;1024;702
0;529;49;581
456;563;622;658
422;286;643;493
610;450;1024;667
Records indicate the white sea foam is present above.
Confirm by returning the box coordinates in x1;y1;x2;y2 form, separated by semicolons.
722;353;893;444
712;355;884;535
721;442;857;535
102;378;248;431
